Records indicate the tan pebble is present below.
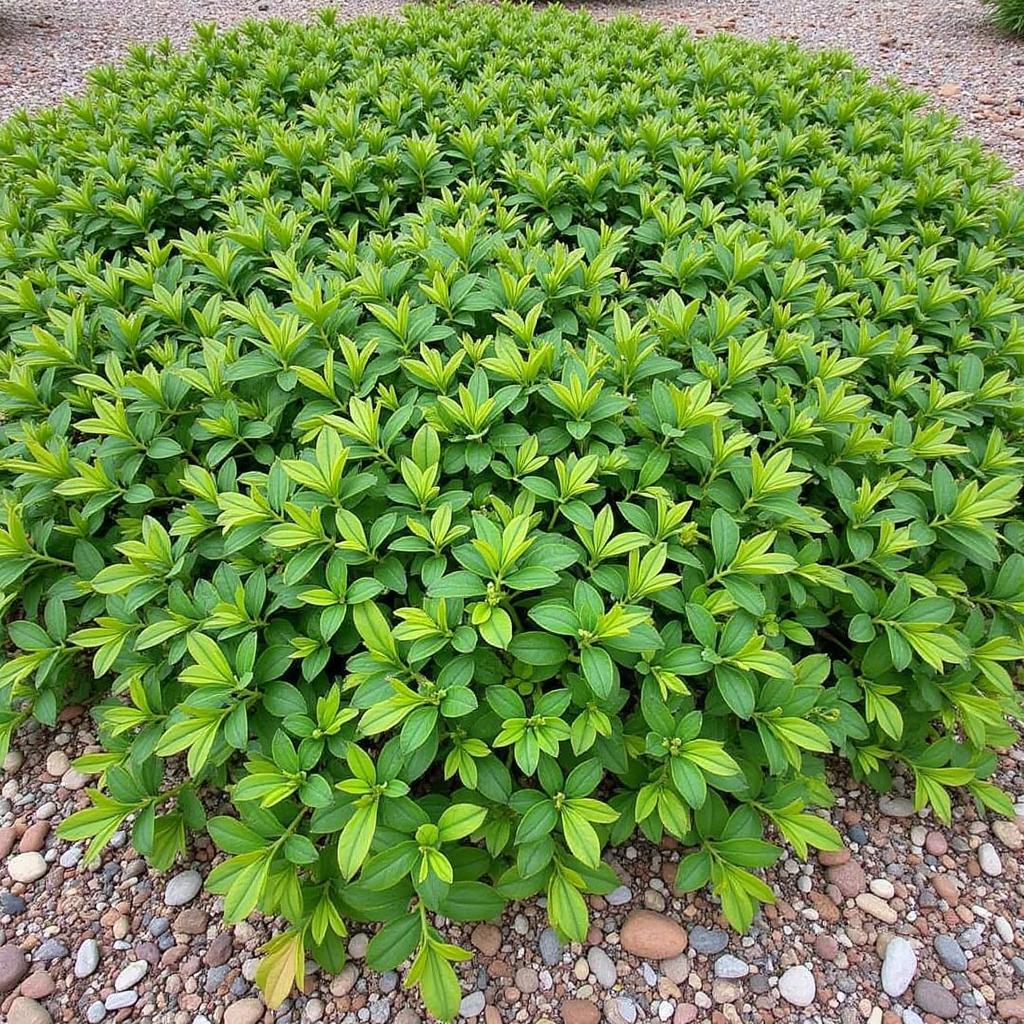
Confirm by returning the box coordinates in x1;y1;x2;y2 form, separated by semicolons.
855;893;898;924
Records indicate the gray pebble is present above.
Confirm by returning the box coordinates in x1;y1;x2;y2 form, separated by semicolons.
459;991;485;1018
368;998;390;1023
204;964;230;992
105;991;138;1010
605;995;638;1024
34;938;68;961
934;935;968;972
75;939;101;979
380;971;398;994
538;927;562;967
59;846;83;869
714;954;750;979
606;885;632;906
848;825;868;845
689;927;729;955
879;795;915;818
148;917;169;938
164;869;202;907
0;893;26;915
86;1001;107;1023
588;946;617;988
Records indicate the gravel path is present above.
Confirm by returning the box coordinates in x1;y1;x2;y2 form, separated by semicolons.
2;3;1024;1024
3;713;1024;1024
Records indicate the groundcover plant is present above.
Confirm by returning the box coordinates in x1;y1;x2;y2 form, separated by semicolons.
1;1;1023;1016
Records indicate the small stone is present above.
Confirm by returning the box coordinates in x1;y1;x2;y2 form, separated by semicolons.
3;750;23;773
925;832;948;856
19;972;55;999
712;979;742;1004
44;751;70;776
115;960;148;991
7;852;47;884
878;795;914;818
224;999;265;1024
588;946;617;988
7;997;52;1024
347;932;369;960
459;991;485;1018
778;965;816;1008
105;992;138;1011
827;860;866;898
934;935;968;972
471;924;501;958
604;995;638;1024
993;820;1023;850
204;932;233;968
606;885;632;906
688;927;728;955
515;966;539;994
931;873;960;904
18;823;49;854
538;927;562;966
997;998;1024;1020
978;842;1003;876
164;870;202;906
32;939;66;963
914;979;959;1020
870;878;895;900
393;1012;422;1024
855;892;898;924
75;939;100;979
173;908;209;935
662;953;690;984
619;910;687;960
0;893;26;915
936;83;962;97
881;937;917;998
814;934;838;961
86;1001;107;1024
714;954;749;979
561;998;600;1024
0;943;29;992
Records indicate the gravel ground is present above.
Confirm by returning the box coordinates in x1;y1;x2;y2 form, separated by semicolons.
2;713;1024;1024
2;2;1024;1024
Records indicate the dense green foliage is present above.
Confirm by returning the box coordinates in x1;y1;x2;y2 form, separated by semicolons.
1;3;1024;1017
987;0;1024;34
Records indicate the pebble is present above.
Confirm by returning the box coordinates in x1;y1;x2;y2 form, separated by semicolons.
224;1000;265;1024
778;965;816;1007
604;995;638;1024
33;939;66;962
104;991;138;1010
0;943;29;992
914;979;959;1019
588;946;617;988
515;966;539;994
925;832;948;856
459;991;485;1018
7;997;52;1024
869;877;895;899
75;939;101;978
855;892;898;924
538;927;562;966
115;960;148;990
348;932;369;959
155;875;199;915
934;935;968;972
993;820;1023;850
688;927;728;955
881;937;917;997
978;842;1003;877
471;923;501;957
606;885;632;906
879;796;915;817
85;1001;106;1024
561;999;600;1024
619;911;688;960
7;852;47;883
714;954;749;979
20;972;54;999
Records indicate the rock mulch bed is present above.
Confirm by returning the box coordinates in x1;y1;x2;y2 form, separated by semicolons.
1;709;1024;1023
2;2;1024;1023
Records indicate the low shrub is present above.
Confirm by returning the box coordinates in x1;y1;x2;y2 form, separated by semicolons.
1;3;1023;1017
987;0;1024;34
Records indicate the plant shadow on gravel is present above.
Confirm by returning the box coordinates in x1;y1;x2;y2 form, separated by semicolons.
0;2;1023;1019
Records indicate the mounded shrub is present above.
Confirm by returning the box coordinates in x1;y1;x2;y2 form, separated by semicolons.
1;2;1023;1017
987;0;1024;34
